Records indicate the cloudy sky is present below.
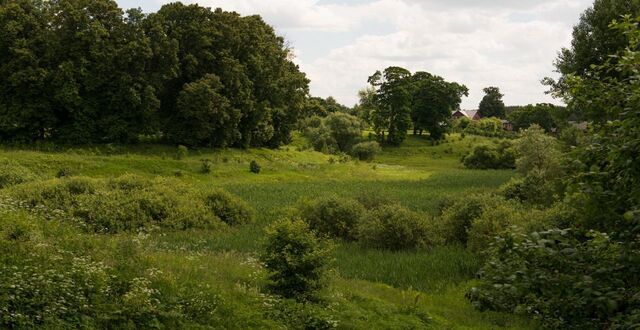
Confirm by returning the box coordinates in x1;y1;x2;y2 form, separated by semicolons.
117;0;593;109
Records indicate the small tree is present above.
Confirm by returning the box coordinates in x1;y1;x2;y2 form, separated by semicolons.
324;112;363;152
513;125;563;178
260;219;332;301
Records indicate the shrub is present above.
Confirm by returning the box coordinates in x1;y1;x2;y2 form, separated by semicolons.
355;192;395;210
204;189;254;226
267;299;338;330
260;218;332;301
298;195;365;241
56;167;76;178
0;161;37;189
176;145;189;160
358;204;433;251
464;118;504;137
499;170;560;207
323;112;363;152
513;125;563;178
462;142;515;170
437;194;500;246
9;176;225;233
200;159;212;174
466;201;523;253
250;160;261;174
351;141;381;161
303;113;363;154
467;229;640;329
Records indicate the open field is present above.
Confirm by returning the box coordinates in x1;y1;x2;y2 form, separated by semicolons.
0;134;534;329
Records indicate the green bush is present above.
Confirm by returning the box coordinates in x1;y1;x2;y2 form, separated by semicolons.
437;194;500;246
462;142;515;169
200;159;212;174
250;160;261;174
467;229;640;329
0;160;37;189
260;218;332;301
303;113;363;154
176;145;189;160
351;141;381;161
267;299;338;329
466;201;523;253
9;176;227;233
358;204;433;251
463;118;504;137
298;195;365;241
204;189;254;226
499;170;560;207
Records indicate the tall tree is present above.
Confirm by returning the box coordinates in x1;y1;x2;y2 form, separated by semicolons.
478;87;505;119
546;0;640;122
368;67;412;145
0;0;53;141
411;72;468;140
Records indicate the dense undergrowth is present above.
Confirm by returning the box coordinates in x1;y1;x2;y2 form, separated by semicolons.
0;134;536;329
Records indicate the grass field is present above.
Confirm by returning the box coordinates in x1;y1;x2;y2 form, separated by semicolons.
0;134;535;329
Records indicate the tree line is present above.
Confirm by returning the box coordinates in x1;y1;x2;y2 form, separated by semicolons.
0;0;309;148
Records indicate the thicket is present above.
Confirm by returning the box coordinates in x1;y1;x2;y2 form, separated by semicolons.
461;141;515;169
303;113;363;154
351;141;381;161
8;175;253;233
468;16;640;328
463;118;505;137
0;1;308;147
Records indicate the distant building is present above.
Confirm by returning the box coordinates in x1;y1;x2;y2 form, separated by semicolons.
501;119;513;131
452;110;481;120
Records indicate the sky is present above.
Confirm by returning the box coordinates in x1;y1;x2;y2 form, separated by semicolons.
117;0;593;109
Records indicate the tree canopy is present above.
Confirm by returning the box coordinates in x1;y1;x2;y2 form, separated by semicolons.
0;0;309;147
365;67;467;144
478;87;505;119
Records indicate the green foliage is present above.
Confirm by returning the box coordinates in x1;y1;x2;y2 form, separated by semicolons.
462;142;515;170
351;141;381;161
260;218;332;301
166;74;240;147
200;159;212;174
298;195;365;241
437;194;500;246
478;87;505;119
0;160;37;189
176;145;189;160
367;67;413;145
358;204;433;251
250;160;261;174
468;229;640;329
463;118;504;137
204;189;254;226
9;176;229;233
0;1;308;147
507;103;567;133
410;72;468;140
513;125;563;178
499;172;559;207
303;113;363;153
548;0;640;98
471;18;640;329
266;299;338;329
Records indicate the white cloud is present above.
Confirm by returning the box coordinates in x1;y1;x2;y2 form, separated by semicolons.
120;0;593;108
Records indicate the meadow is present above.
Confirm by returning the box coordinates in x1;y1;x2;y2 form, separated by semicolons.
0;134;535;329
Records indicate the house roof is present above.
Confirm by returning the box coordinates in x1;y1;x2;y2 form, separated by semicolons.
465;110;479;119
453;110;480;119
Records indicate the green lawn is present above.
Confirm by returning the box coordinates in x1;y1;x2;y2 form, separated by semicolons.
0;134;534;329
